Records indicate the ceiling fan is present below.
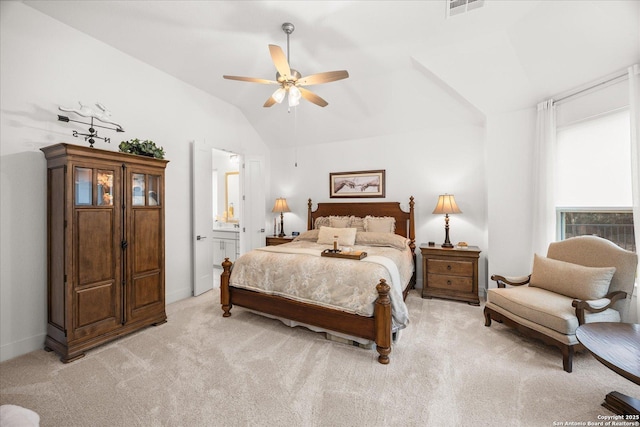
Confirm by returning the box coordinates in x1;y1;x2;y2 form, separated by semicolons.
223;22;349;108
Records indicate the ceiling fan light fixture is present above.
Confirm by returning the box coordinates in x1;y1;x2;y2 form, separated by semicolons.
288;85;302;107
272;87;286;103
222;22;349;108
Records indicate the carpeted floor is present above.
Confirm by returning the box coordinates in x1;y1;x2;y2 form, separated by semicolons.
1;290;638;427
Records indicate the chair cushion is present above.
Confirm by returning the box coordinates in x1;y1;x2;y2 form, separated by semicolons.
529;254;615;300
487;286;620;335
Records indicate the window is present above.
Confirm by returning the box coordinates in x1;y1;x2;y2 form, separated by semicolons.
556;109;635;251
559;209;635;252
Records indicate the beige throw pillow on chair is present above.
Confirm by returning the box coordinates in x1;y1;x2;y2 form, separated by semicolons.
529;254;615;301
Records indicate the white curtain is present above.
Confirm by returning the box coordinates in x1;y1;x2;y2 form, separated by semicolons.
628;64;640;317
532;99;557;256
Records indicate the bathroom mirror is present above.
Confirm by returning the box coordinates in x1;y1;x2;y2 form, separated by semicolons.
225;171;239;223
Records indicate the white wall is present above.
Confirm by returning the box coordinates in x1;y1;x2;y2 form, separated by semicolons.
0;2;269;362
485;108;537;281
269;125;488;292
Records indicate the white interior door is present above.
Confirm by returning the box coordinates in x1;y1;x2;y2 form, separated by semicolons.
192;140;214;296
242;155;266;253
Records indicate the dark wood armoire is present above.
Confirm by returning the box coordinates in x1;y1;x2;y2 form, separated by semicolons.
41;143;169;362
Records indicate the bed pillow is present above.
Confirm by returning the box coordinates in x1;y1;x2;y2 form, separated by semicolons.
329;215;351;228
355;232;408;250
314;216;330;229
317;226;357;246
363;216;396;233
350;216;366;232
529;254;615;300
293;229;319;242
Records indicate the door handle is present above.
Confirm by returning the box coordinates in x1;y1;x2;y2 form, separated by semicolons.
196;235;207;240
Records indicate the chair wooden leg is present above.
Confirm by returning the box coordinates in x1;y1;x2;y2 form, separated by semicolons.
562;345;574;373
483;306;492;327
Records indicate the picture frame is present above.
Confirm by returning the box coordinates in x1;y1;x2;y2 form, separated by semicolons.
329;170;385;198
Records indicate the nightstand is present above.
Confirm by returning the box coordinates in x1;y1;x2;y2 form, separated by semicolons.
420;244;481;305
266;235;295;246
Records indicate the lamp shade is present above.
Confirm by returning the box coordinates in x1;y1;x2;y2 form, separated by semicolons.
432;194;462;215
272;197;291;213
272;87;286;104
288;85;302;107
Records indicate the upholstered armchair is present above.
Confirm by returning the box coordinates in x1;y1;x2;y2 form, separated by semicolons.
484;236;638;373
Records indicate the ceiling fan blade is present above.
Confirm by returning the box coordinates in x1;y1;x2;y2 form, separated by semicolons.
298;70;349;86
263;96;277;108
299;87;328;107
268;44;292;79
223;75;278;85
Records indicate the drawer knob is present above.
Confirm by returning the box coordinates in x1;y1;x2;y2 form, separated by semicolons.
447;280;452;285
447;265;452;270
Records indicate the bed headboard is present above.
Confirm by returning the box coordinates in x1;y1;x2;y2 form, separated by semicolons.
307;196;416;252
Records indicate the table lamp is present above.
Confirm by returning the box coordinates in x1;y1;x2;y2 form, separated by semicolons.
432;194;461;248
272;197;291;237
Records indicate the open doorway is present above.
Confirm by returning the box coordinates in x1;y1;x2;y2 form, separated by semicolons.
211;149;240;287
192;143;241;296
192;142;265;296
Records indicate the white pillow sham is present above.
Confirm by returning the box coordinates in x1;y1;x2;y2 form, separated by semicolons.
317;226;357;246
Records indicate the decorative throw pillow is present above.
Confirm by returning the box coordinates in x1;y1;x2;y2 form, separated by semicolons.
317;226;357;246
355;232;408;250
529;254;616;300
329;215;351;228
293;229;319;242
363;216;396;233
314;216;330;229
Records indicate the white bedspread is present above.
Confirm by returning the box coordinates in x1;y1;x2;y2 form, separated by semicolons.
229;240;412;329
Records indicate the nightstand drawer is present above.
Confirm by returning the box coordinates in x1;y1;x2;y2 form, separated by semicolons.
427;259;473;277
428;274;473;292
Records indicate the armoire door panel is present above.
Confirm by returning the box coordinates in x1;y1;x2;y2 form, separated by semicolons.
76;209;117;285
132;209;162;272
131;272;163;311
75;282;119;330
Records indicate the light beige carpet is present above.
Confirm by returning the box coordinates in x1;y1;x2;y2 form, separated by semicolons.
1;290;638;427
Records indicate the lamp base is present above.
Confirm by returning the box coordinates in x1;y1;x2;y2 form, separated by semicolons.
278;212;285;237
441;213;454;248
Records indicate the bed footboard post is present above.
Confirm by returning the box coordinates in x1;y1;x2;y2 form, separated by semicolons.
221;258;233;317
374;279;392;364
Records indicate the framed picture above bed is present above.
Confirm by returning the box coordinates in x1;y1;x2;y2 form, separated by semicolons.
329;169;385;198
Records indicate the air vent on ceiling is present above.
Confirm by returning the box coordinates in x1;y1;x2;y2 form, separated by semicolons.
446;0;485;18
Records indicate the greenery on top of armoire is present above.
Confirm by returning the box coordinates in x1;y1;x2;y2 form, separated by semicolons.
119;138;166;159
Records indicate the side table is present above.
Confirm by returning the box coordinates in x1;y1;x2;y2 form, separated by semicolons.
266;235;295;246
420;244;481;305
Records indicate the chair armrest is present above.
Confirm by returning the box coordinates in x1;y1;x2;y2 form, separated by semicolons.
490;274;531;288
571;291;627;325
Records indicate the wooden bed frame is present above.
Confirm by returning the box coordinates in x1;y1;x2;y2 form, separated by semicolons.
220;196;415;364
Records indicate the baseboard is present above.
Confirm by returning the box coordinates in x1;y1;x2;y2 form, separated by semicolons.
166;287;192;304
0;332;46;363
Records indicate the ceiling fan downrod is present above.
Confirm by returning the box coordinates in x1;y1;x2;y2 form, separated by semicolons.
281;22;294;65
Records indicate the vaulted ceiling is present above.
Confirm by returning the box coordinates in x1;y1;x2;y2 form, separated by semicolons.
24;1;640;148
